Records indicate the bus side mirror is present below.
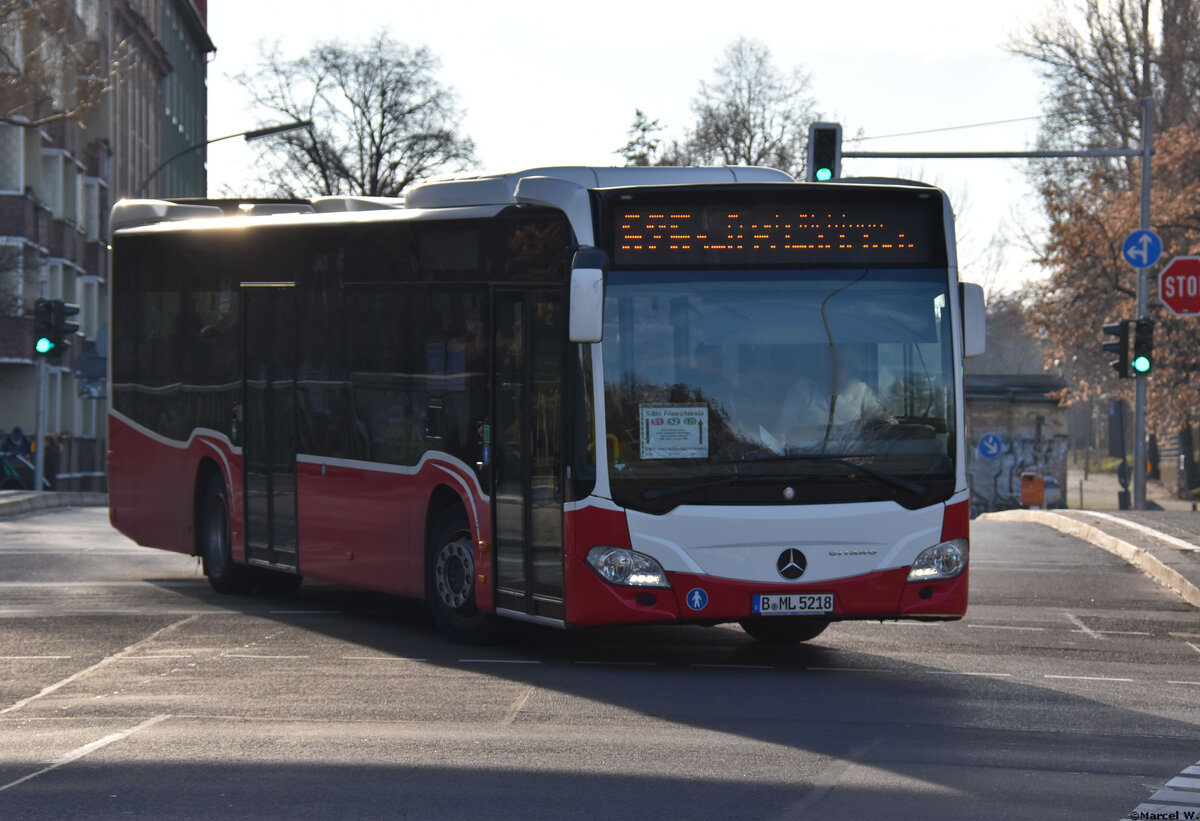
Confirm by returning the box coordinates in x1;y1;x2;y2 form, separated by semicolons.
569;247;606;343
961;282;986;358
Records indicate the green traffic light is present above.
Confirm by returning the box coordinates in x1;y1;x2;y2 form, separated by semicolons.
1131;355;1151;373
35;337;53;355
814;167;833;182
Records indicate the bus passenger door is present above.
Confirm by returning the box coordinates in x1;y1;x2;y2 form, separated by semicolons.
242;283;298;572
492;290;565;622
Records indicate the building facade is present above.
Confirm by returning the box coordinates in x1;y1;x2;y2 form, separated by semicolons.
0;0;213;490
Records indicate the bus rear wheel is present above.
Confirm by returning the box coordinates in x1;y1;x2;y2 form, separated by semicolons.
426;507;492;644
739;618;830;644
200;477;251;595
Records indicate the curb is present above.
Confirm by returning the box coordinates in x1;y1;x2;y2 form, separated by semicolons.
0;492;108;520
981;509;1200;610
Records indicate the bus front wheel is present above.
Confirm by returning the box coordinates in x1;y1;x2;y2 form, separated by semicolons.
739;618;830;644
200;477;251;595
426;507;492;644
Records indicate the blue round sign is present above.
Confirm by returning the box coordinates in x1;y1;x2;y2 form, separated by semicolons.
1122;229;1163;269
978;433;1003;460
685;587;709;611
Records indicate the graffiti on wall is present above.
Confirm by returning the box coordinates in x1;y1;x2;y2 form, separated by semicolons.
968;432;1069;516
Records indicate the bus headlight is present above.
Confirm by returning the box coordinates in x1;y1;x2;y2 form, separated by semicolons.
586;546;671;588
907;539;967;581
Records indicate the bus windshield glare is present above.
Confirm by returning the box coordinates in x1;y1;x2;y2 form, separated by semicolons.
601;268;956;511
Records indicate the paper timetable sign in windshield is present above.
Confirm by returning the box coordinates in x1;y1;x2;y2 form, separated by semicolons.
640;405;708;459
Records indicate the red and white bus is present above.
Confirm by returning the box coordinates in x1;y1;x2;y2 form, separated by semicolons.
108;166;986;643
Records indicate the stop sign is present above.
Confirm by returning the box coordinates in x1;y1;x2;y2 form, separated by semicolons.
1159;256;1200;316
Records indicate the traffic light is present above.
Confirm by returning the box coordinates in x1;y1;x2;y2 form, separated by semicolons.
32;299;80;360
1102;319;1130;378
1131;318;1153;375
33;299;55;357
807;122;842;182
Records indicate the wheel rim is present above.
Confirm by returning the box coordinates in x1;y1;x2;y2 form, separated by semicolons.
434;533;475;611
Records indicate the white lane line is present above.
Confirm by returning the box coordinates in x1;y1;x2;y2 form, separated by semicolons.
0;581;204;588
1094;630;1151;636
927;671;1012;678
221;654;309;659
0;656;72;660
574;660;659;667
1186;642;1200;655
114;655;192;660
459;659;540;665
501;686;535;725
1064;612;1102;640
1168;680;1200;686
807;667;891;673
1043;674;1135;682
692;663;775;670
0;714;170;793
0;616;199;716
1078;510;1200;552
967;624;1045;632
342;656;426;662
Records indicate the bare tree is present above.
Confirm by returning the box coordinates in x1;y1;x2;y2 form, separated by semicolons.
235;33;476;197
682;37;816;176
0;0;132;129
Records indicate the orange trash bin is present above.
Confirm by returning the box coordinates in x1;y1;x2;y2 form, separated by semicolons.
1020;472;1045;508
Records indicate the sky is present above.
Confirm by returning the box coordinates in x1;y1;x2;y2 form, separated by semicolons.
203;0;1056;293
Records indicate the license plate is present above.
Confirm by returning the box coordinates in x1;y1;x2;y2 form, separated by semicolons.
752;593;834;615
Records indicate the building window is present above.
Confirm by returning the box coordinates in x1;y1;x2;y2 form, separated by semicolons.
0;124;22;192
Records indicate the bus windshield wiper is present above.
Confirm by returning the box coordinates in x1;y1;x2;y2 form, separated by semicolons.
642;475;762;501
757;453;926;496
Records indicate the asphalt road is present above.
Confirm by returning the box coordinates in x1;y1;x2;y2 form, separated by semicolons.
0;508;1197;820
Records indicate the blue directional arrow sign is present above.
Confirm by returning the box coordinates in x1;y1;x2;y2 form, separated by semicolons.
1123;229;1163;269
978;433;1003;460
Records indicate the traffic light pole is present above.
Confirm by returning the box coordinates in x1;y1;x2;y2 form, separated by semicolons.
842;106;1155;509
33;282;47;492
1133;97;1153;511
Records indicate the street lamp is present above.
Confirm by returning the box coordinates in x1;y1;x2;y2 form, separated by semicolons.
133;120;313;198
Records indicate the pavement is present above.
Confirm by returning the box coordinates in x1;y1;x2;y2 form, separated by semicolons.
1;508;1198;819
0;490;108;520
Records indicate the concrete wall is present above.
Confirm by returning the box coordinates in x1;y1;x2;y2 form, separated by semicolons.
966;399;1069;515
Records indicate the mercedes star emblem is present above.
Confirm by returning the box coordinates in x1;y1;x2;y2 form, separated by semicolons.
776;548;807;580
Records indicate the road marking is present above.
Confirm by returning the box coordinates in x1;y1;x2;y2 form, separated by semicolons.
0;656;72;660
807;667;891;673
692;663;775;670
1043;674;1135;682
1168;680;1200;686
1171;632;1200;639
1093;630;1151;636
779;738;882;816
574;660;659;667
1186;642;1200;655
1064;612;1102;640
221;654;309;659
0;714;170;793
0;580;203;588
115;655;192;660
967;624;1045;632
927;671;1011;677
0;616;199;715
342;656;426;662
501;686;535;725
459;658;540;665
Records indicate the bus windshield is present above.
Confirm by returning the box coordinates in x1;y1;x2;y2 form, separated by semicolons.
601;268;956;512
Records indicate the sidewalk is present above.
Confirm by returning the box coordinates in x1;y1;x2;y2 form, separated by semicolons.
0;490;108;519
1063;459;1195;512
982;506;1200;610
